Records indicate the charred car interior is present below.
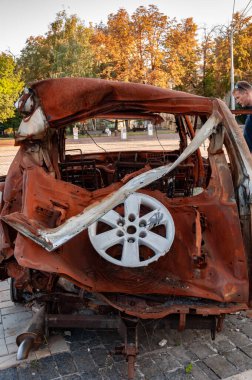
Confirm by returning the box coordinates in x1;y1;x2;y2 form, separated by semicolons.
1;78;252;379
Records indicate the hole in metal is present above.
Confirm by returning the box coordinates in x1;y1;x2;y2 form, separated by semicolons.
139;220;147;227
127;225;137;235
139;231;147;238
128;214;136;222
117;230;124;237
117;218;125;227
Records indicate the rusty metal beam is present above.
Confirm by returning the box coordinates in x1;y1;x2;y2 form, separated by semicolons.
46;314;120;329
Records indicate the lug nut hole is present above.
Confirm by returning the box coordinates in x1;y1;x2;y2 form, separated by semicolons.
139;220;147;227
128;214;136;222
139;231;146;238
117;219;125;227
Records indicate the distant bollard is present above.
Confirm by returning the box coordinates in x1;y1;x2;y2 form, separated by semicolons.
121;126;127;140
148;123;153;136
73;126;79;140
105;127;112;136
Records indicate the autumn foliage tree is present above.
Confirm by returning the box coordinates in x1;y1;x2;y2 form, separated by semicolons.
92;9;134;81
92;5;199;89
131;5;168;86
92;5;169;85
3;5;251;101
164;17;199;91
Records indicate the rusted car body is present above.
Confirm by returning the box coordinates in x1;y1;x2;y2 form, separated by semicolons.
1;78;252;378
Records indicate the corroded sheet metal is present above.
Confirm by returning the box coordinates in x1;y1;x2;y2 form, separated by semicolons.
28;78;213;128
17;106;48;141
2;77;252;321
3;112;221;251
97;293;248;319
2;150;248;309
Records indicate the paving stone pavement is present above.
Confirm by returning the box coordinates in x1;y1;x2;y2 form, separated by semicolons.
1;281;252;379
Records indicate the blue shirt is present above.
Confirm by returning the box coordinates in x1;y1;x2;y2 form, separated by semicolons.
243;114;252;152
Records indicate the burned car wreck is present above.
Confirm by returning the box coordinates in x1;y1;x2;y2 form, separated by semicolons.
1;78;252;379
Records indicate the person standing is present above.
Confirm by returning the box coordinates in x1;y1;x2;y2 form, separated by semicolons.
233;81;252;152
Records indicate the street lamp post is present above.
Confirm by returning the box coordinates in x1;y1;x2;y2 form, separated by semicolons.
214;22;235;110
230;27;235;110
198;23;235;106
230;0;236;110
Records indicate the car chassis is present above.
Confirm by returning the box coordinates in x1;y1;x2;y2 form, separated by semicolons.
1;78;252;378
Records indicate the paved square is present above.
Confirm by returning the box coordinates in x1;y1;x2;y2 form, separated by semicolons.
1;280;252;379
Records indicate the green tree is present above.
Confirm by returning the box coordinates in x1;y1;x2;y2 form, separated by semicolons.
17;4;252;100
0;53;23;123
0;111;22;136
210;13;252;98
18;35;52;82
18;11;95;82
196;27;218;97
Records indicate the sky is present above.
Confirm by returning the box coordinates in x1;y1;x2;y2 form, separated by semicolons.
0;0;251;56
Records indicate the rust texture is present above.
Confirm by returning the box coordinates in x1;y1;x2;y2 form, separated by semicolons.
30;78;213;128
1;77;252;319
7;160;249;304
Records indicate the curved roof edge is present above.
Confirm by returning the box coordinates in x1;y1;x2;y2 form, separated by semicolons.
29;77;214;127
